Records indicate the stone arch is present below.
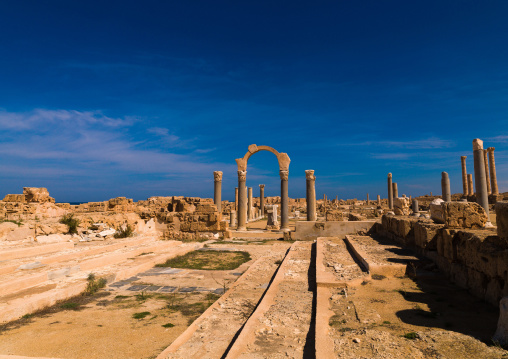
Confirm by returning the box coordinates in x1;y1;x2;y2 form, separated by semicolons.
235;144;290;232
235;144;290;172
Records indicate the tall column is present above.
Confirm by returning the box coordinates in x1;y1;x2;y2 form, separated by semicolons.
259;184;265;217
388;173;393;209
484;150;491;195
488;147;499;195
441;172;451;202
473;139;489;215
392;182;398;199
305;170;316;221
235;187;238;211
247;187;253;220
213;171;223;213
280;170;289;231
468;174;474;196
377;195;381;207
461;156;468;197
366;193;370;205
237;171;247;231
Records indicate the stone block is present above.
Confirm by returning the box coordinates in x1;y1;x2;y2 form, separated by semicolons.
414;222;442;250
348;213;366;221
23;187;55;203
496;201;508;240
467;267;487;299
195;204;217;213
326;210;343;221
430;198;445;223
3;194;26;203
442;202;488;229
437;228;456;260
393;197;410;215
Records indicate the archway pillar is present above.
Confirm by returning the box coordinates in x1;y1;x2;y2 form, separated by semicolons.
237;170;247;230
280;170;289;231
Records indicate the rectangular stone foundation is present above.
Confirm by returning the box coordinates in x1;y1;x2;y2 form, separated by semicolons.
292;220;377;241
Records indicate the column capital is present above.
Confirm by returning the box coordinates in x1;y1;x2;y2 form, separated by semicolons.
279;170;289;181
388;173;392;178
259;184;265;189
213;171;223;182
488;147;495;152
305;170;315;180
237;170;247;181
473;138;484;151
461;155;467;160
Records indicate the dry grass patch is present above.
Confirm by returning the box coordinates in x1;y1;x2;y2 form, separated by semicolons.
156;250;251;270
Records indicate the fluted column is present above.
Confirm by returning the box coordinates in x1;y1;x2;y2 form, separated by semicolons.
247;187;253;221
280;170;289;231
213;171;223;213
461;156;468;196
388;173;393;209
441;172;451;202
305;170;316;221
484;150;491;195
473;139;489;215
237;171;247;231
488;147;499;195
259;184;265;217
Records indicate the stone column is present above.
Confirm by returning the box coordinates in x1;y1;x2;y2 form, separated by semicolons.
259;184;265;217
377;195;381;207
230;210;236;228
388;173;393;209
473;139;489;216
305;170;316;221
247;187;253;221
488;147;499;195
412;199;419;213
468;174;474;196
461;156;468;197
213;171;223;213
441;172;451;202
484;150;492;195
280;170;289;231
235;187;238;211
392;182;398;199
237;171;247;231
366;193;370;205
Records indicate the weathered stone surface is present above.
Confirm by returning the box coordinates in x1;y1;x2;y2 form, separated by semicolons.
23;187;55;203
493;297;508;346
496;202;508;240
0;222;19;238
442;202;488;229
326;210;343;221
393;197;410;216
36;233;72;243
3;194;26;203
414;222;442;250
430;198;445;223
348;213;366;221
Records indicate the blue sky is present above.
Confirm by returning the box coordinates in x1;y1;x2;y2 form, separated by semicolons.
1;1;507;202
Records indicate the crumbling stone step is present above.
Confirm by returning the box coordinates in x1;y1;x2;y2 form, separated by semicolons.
0;239;181;299
0;242;74;261
344;235;417;277
0;242;201;323
224;242;314;359
0;236;160;276
157;249;288;359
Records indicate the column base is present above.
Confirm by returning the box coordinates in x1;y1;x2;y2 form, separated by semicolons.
237;226;247;231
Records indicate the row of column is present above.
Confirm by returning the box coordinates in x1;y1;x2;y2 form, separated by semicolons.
461;147;499;197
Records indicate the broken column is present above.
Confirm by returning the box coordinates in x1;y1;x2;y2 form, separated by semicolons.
468;174;474;196
305;170;316;221
393;182;398;199
230;210;236;227
488;147;499;195
473;139;489;216
237;171;247;230
259;184;265;217
366;193;370;205
388;173;393;209
213;171;223;213
412;199;419;213
461;156;468;197
280;170;289;231
377;195;381;207
441;172;451;202
265;205;279;230
484;150;492;195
